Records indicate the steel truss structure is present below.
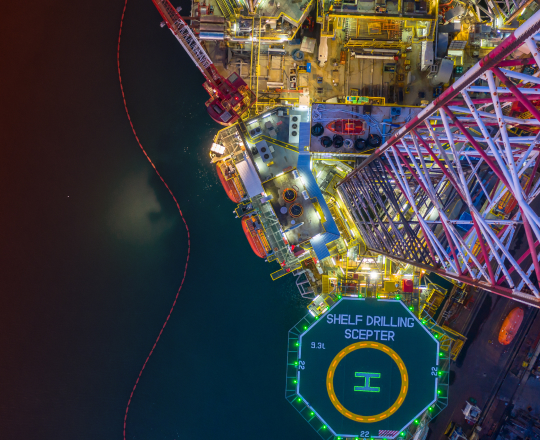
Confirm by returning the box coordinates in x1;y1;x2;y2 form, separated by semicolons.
466;0;536;27
338;10;540;307
151;0;256;125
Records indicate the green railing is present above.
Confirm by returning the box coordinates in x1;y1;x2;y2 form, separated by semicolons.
397;312;452;440
285;301;452;440
285;313;334;440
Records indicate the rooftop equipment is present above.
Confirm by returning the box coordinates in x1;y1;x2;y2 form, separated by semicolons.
282;188;297;203
320;136;332;148
289;203;304;217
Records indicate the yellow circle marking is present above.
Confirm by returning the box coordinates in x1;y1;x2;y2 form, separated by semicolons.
326;341;408;423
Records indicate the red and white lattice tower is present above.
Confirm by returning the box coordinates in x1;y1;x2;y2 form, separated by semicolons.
338;10;540;307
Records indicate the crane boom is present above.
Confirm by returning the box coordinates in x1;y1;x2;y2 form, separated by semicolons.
151;0;256;125
152;0;217;83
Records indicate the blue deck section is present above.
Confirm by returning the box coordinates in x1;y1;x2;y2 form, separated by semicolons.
310;234;331;260
296;151;340;261
299;122;310;150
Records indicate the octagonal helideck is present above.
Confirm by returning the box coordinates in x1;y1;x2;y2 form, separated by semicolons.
297;298;439;439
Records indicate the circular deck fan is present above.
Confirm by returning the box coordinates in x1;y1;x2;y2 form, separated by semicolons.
283;188;297;203
289;203;303;218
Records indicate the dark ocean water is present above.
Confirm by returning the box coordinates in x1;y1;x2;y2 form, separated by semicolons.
0;1;313;439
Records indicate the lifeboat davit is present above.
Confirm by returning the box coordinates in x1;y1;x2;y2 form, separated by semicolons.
242;215;269;258
499;307;524;345
326;119;366;135
217;161;241;203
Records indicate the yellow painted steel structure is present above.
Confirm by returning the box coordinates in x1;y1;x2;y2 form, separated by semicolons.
256;19;261;111
223;0;316;37
213;0;317;27
440;326;467;361
421;283;447;317
214;0;237;20
248;17;262;112
321;0;439;48
270;264;303;280
345;39;403;48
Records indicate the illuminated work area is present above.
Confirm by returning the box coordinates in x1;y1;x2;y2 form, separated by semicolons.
287;298;452;439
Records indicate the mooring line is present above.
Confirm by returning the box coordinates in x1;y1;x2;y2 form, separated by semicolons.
117;2;190;438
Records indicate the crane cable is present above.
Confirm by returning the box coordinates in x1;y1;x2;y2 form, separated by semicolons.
117;1;191;439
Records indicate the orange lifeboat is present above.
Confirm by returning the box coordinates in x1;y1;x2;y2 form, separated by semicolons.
326;119;366;135
242;215;270;258
498;307;524;345
217;161;242;203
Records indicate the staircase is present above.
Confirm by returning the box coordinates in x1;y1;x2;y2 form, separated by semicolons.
344;18;354;41
249;19;261;107
215;0;237;20
321;14;334;36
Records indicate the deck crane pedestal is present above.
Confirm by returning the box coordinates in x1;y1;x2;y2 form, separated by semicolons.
152;0;255;125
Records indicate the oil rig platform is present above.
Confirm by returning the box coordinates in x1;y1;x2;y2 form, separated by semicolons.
148;0;540;437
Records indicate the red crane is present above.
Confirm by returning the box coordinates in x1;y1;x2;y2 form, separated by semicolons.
152;0;255;125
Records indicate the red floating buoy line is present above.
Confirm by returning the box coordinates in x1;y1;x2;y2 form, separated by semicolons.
117;1;190;438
